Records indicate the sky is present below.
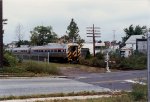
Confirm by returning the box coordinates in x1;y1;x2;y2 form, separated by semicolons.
3;0;150;44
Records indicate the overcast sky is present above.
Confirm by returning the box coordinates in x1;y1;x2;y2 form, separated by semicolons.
3;0;150;44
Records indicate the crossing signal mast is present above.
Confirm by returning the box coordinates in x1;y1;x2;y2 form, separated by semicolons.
86;24;101;57
0;0;3;68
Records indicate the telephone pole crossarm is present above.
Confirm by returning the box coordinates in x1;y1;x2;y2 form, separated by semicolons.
86;24;101;57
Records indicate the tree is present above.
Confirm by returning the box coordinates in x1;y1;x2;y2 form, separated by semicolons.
123;25;147;42
15;24;24;47
59;35;70;43
98;40;102;43
30;26;58;46
16;40;30;47
66;18;79;42
76;35;85;47
120;25;147;48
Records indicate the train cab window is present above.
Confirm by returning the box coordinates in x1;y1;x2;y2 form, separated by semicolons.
70;46;77;52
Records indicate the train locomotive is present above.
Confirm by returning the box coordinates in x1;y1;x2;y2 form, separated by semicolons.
8;43;81;62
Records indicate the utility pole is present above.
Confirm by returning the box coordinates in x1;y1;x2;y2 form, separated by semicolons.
0;0;3;68
86;24;100;57
147;32;150;102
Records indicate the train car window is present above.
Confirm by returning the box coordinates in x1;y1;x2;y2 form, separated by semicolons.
54;50;57;52
51;50;53;52
45;50;47;52
58;50;61;52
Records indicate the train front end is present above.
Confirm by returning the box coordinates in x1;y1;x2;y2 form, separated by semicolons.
67;43;81;63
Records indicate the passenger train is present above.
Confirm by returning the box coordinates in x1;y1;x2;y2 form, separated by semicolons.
7;43;81;62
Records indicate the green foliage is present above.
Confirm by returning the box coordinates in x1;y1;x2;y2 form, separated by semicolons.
3;52;18;67
1;66;27;73
118;54;146;70
80;50;146;70
30;26;58;46
24;61;59;75
66;18;79;42
79;57;105;68
131;84;147;101
76;35;85;47
85;50;92;59
96;52;105;60
16;40;30;47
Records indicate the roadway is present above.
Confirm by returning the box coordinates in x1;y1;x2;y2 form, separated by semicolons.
68;70;147;91
0;77;109;97
0;70;147;97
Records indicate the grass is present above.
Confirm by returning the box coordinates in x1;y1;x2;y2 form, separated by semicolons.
0;60;109;77
0;91;120;101
0;61;60;76
24;61;59;75
35;95;146;102
0;83;147;102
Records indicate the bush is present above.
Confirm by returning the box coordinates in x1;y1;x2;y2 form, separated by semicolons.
96;52;105;60
3;52;18;67
79;57;105;68
118;54;146;70
1;66;26;73
131;84;147;101
24;61;59;75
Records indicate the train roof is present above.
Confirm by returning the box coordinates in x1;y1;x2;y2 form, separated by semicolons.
31;45;66;50
31;43;78;50
12;47;30;50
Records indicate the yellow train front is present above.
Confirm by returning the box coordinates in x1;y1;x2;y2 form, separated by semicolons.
67;43;81;63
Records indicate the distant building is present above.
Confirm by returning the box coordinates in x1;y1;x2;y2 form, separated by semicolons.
124;35;145;50
7;41;17;48
82;42;105;55
136;39;147;54
120;35;146;57
120;46;132;57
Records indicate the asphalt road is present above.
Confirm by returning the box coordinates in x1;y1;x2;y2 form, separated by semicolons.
0;70;147;97
68;70;147;91
0;77;110;97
